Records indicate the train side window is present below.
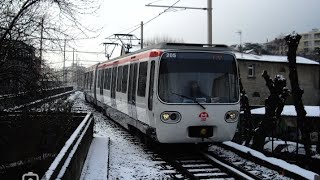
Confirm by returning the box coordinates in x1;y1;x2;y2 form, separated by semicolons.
100;70;103;88
132;64;138;102
137;61;148;97
100;70;104;89
97;70;101;88
84;73;88;89
117;66;123;92
90;71;93;90
148;61;155;110
111;67;117;98
122;65;128;93
103;69;107;89
128;63;138;104
106;68;111;90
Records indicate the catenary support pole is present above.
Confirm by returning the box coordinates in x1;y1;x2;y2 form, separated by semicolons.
207;0;212;45
141;21;144;49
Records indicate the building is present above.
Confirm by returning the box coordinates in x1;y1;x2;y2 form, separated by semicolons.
298;28;320;55
264;36;287;55
236;52;320;106
57;64;86;87
250;105;319;142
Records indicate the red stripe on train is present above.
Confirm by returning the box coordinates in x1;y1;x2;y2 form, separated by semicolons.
98;50;163;69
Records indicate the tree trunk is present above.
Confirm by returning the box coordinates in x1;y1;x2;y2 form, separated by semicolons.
284;34;311;156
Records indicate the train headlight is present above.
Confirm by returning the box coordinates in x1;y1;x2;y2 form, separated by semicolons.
162;113;170;121
225;110;239;123
160;112;181;123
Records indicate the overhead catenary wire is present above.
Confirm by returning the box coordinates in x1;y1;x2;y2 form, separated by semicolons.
127;0;181;35
47;59;102;64
104;0;181;39
45;49;105;54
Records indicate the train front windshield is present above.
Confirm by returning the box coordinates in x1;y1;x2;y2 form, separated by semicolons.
158;52;239;104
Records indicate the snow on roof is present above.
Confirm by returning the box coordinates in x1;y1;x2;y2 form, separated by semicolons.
234;52;319;65
251;105;320;117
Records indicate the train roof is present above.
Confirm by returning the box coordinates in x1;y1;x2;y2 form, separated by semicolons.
105;43;230;61
86;43;233;70
138;42;231;51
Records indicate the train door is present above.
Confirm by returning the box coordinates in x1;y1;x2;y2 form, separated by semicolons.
99;69;104;103
99;69;104;95
110;66;118;108
93;64;99;103
128;63;138;119
136;61;148;124
147;61;156;126
105;68;112;106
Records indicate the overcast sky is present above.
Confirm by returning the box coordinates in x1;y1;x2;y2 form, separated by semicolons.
45;0;320;68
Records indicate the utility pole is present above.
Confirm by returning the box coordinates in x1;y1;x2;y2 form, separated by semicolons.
207;0;212;45
72;48;75;85
141;21;144;49
146;1;213;44
236;30;243;57
63;39;66;85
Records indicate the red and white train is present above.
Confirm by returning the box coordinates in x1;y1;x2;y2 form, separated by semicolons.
83;43;240;144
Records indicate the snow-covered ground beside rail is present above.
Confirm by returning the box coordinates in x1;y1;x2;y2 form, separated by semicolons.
223;141;319;180
68;91;167;180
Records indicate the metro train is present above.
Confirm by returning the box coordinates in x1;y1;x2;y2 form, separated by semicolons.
83;43;240;144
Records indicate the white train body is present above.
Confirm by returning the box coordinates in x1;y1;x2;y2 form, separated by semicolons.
83;43;240;143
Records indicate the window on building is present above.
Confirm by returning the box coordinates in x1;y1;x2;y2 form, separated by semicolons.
315;33;320;39
304;41;309;46
252;92;260;97
248;64;255;77
303;34;309;39
122;65;128;93
279;67;286;73
137;61;148;97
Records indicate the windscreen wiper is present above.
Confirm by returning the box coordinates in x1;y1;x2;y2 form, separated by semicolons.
171;92;206;110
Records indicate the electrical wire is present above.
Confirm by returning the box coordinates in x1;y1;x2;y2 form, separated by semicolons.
105;23;141;40
45;49;105;54
105;0;181;39
127;0;181;34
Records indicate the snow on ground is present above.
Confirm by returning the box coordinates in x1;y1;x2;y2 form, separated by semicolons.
223;141;319;180
69;92;167;180
80;137;110;180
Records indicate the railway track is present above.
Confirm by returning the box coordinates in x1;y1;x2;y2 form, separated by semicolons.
92;113;296;179
154;149;254;180
208;143;311;180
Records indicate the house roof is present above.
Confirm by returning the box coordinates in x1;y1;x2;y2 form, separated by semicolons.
250;105;320;118
234;52;319;65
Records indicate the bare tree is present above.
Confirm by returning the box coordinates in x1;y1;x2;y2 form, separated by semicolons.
0;0;101;96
